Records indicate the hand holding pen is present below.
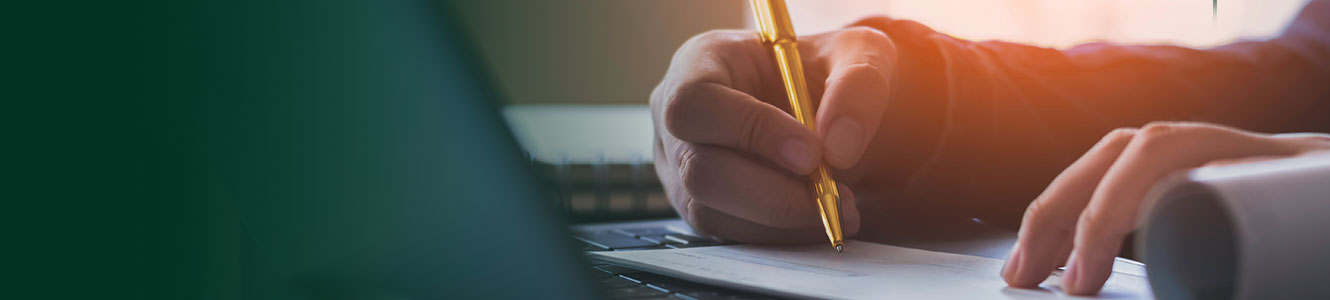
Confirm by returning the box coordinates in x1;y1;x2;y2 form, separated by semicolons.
649;12;901;244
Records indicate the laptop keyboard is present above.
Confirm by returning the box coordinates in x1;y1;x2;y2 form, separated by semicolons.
576;226;783;300
574;227;731;251
587;262;779;300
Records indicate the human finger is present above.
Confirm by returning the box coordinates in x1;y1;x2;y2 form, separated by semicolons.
685;183;861;244
660;82;822;174
674;141;865;229
1002;128;1138;288
655;136;862;241
1064;123;1329;295
809;27;897;169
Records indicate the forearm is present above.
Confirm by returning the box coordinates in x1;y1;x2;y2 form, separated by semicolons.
853;5;1330;227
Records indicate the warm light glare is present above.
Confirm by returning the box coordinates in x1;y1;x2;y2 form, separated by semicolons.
762;0;1311;48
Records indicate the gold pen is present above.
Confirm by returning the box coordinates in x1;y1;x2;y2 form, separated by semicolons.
749;0;844;252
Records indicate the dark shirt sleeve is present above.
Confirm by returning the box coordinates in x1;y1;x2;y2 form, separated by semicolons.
850;1;1330;228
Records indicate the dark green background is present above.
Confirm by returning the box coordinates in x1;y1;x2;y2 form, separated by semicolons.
10;1;606;298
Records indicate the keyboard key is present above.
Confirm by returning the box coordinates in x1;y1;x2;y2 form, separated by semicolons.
667;242;717;249
613;227;679;238
593;264;644;275
576;231;661;250
583;241;609;251
646;281;703;294
672;294;701;300
603;286;669;299
613;245;670;251
609;268;781;300
639;234;671;245
678;291;728;300
623;273;707;294
626;296;683;300
645;284;672;294
620;272;674;283
618;274;644;284
664;234;717;245
600;276;640;289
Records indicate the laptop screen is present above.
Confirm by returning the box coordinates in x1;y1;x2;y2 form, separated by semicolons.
198;0;597;298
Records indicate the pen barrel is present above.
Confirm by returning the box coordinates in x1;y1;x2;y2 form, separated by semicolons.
749;0;798;44
770;40;845;248
752;0;844;249
811;165;844;246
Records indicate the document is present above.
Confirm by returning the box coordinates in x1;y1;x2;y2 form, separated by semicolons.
1139;152;1330;299
591;240;1151;299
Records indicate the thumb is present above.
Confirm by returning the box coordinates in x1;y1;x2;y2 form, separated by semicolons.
818;62;893;169
813;27;896;169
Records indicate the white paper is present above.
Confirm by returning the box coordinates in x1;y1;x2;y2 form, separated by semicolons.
591;240;1151;299
1139;152;1330;299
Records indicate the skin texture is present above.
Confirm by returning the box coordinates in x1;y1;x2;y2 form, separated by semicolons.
1000;122;1330;295
649;28;899;244
653;25;1330;296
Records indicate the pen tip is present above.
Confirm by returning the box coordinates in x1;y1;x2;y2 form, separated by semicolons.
835;245;843;253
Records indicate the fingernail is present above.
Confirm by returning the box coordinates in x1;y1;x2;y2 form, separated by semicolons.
1002;245;1021;280
780;138;814;172
1063;258;1081;293
825;118;865;164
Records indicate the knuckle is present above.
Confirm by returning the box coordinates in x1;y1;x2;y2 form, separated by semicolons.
1138;121;1179;138
685;29;746;50
680;199;718;235
683;30;723;47
1134;121;1211;153
675;145;714;198
675;145;703;185
1134;122;1187;151
1020;199;1050;226
1076;209;1129;240
826;28;895;76
1020;198;1072;235
1103;127;1139;144
662;83;705;138
1138;121;1201;139
832;63;890;91
837;26;895;53
839;26;888;43
1091;127;1140;150
680;197;706;229
736;104;768;151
